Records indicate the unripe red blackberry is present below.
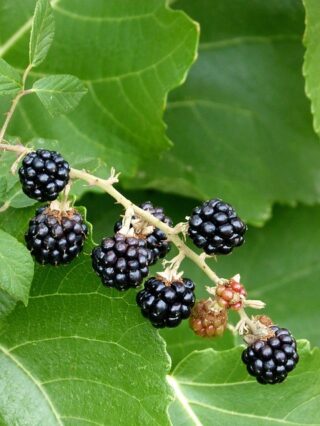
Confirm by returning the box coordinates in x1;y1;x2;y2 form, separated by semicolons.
25;206;88;265
92;233;149;291
216;277;247;311
136;276;196;328
114;201;172;265
19;149;70;201
188;198;247;255
190;299;228;337
242;326;299;384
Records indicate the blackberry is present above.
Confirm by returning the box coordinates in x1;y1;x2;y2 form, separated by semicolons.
242;326;299;384
190;299;227;337
19;149;70;201
136;276;196;328
114;201;172;265
25;206;88;265
188;198;247;255
92;233;149;291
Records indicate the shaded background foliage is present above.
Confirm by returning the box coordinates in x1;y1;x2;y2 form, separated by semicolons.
1;0;320;424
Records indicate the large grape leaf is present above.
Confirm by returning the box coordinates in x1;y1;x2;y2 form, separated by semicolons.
0;0;198;175
127;0;320;225
168;341;320;425
0;207;172;425
303;0;320;138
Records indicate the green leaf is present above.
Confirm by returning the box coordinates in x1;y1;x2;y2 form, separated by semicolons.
168;341;320;425
33;74;88;116
0;148;38;211
0;58;22;95
161;323;235;369
0;290;17;319
0;0;198;178
29;0;55;67
0;209;172;425
0;229;34;306
127;0;320;225
0;177;7;201
303;0;320;139
0;205;35;242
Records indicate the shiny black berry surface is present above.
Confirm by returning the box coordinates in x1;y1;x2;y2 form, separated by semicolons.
242;326;299;385
136;277;196;328
114;201;172;265
92;233;150;291
188;198;247;255
25;207;88;265
19;149;70;201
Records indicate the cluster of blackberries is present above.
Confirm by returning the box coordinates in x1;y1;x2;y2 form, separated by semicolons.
188;198;247;255
20;149;88;266
18;154;245;332
91;201;172;288
242;326;299;384
20;150;299;384
91;202;197;328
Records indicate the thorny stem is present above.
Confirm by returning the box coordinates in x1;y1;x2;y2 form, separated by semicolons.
0;142;223;286
0;142;31;153
70;168;223;286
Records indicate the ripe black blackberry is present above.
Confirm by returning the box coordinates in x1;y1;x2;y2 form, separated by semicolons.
188;198;247;255
242;326;299;384
136;276;196;328
114;201;172;265
92;233;150;291
25;206;88;265
19;149;70;201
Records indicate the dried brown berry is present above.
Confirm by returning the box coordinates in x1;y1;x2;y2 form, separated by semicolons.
189;299;228;337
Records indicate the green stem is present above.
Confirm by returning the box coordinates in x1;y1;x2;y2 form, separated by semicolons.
0;64;33;143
